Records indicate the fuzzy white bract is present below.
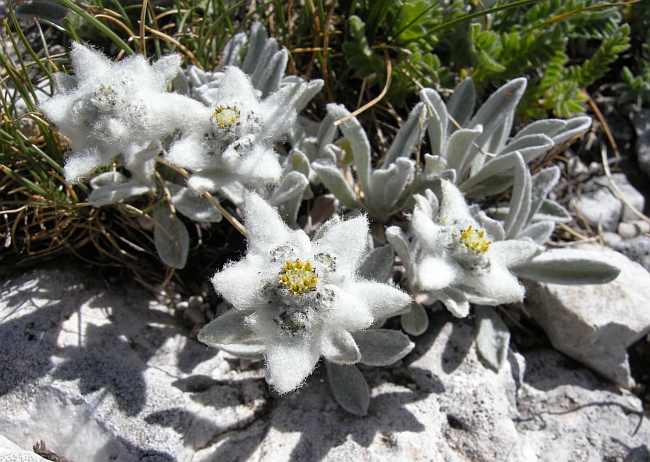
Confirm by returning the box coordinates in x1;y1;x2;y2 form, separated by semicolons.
199;193;411;394
388;180;538;317
39;42;209;184
165;66;296;194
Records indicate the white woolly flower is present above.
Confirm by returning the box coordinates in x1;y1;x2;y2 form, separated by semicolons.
165;66;298;194
40;42;210;184
198;194;411;394
388;180;538;317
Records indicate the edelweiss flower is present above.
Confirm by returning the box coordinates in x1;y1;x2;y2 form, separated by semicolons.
165;66;299;194
40;42;209;183
388;180;538;317
198;194;411;393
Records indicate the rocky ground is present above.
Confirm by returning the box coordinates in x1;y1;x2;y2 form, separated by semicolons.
1;265;649;462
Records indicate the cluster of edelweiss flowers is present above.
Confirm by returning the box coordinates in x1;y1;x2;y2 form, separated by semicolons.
40;37;542;395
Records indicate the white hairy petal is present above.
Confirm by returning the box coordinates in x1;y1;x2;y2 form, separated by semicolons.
417;256;459;292
211;255;268;310
265;334;321;394
353;281;411;319
313;215;369;278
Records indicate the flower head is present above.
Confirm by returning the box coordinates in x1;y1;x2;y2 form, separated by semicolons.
39;42;209;183
390;180;538;317
198;194;411;393
165;66;301;194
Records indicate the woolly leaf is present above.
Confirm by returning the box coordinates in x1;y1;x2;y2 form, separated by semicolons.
475;305;510;372
400;301;429;336
311;161;361;209
513;253;621;284
198;310;255;345
517;220;555;244
382;102;425;167
326;361;369;416
153;202;189;269
352;329;414;366
446;77;476;133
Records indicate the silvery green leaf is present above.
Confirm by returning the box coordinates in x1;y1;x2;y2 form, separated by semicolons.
255;49;289;98
446;125;483;177
504;152;531;238
513;252;620;284
286;79;324;113
198;310;255;345
272;172;309;226
517;220;555;244
187;65;207;87
420;88;448;157
400;301;429;336
552;116;592;145
499;134;554;164
168;183;222;222
413;194;434;220
424;154;447;174
219;181;246;207
446;77;476;133
532;199;572;223
153;202;189;269
311;161;361;209
352;330;414;366
424;189;439;218
437;287;470;318
358;245;394;282
284;149;311;177
475;305;510;371
513;119;566;140
250;39;280;89
219;32;247;69
382;102;425;167
486;111;514;155
88;183;151;207
214;338;265;360
467;78;526;153
528;166;561;222
269;171;309;206
316;110;338;155
368;158;415;211
326;361;369;416
462;173;513;198
459;150;523;194
385;226;412;271
242;22;269;75
327;104;371;192
89;171;128;189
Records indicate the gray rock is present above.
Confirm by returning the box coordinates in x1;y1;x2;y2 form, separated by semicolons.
524;248;650;387
571;182;622;232
633;108;650;180
616;236;650;272
594;174;645;222
571;174;645;231
618;221;638;240
601;231;623;247
1;268;649;461
633;219;650;235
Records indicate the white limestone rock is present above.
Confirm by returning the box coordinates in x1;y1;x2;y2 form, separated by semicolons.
523;248;650;387
570;174;645;231
1;267;649;461
616;236;650;272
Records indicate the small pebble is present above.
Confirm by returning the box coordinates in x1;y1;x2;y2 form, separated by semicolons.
175;301;189;311
633;220;650;235
188;295;204;309
185;308;207;326
588;162;602;174
601;231;623;247
618;222;638;240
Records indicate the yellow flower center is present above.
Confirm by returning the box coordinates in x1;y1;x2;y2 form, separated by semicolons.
212;105;240;128
460;225;492;253
278;259;318;294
